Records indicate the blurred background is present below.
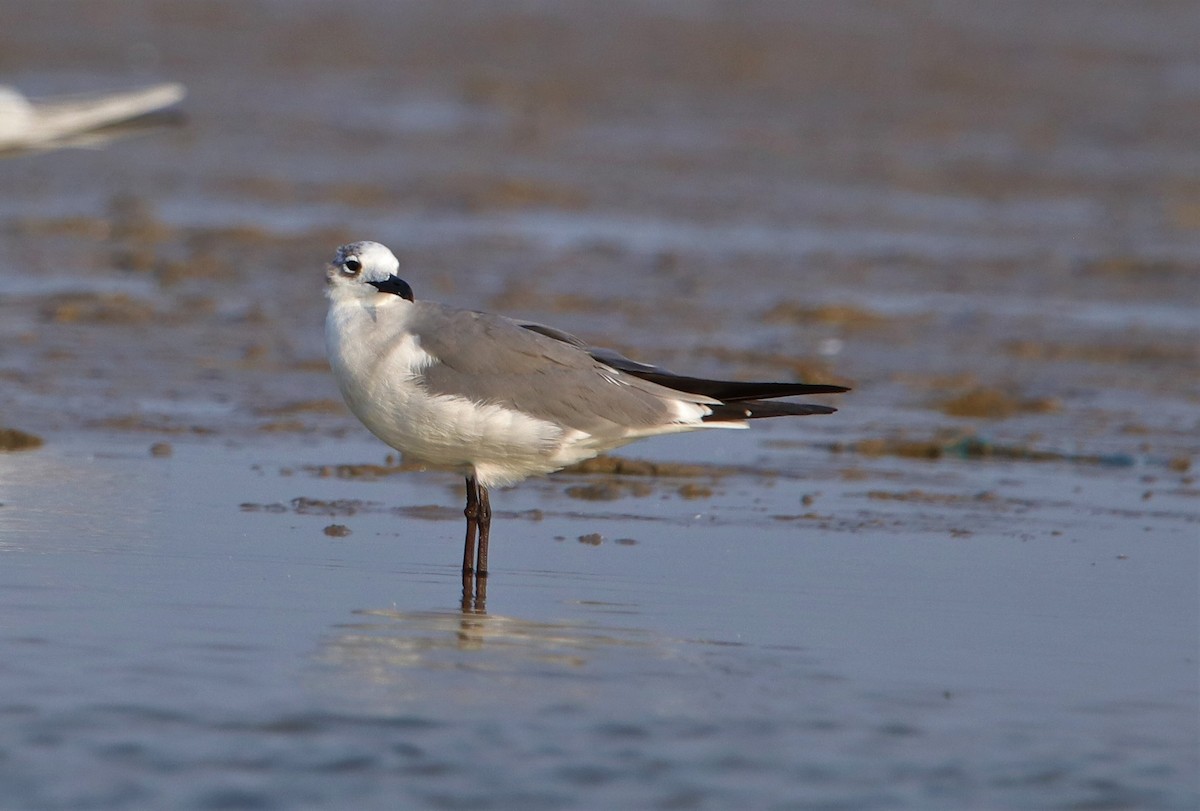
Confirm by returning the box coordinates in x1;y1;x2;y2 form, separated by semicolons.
1;0;1196;451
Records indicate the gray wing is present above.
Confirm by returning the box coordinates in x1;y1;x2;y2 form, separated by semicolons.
516;319;668;377
409;304;698;435
516;318;849;401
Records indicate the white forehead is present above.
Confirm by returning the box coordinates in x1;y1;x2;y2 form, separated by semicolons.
336;241;399;273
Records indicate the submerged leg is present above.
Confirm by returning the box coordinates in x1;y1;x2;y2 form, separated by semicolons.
472;566;487;610
476;485;492;578
462;476;480;575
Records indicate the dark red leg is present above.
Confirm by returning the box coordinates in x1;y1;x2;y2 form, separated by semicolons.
476;485;492;578
462;476;479;575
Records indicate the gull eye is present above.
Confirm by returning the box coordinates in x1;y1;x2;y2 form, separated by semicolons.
342;257;362;275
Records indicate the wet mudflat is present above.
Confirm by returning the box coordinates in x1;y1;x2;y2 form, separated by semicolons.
1;2;1197;809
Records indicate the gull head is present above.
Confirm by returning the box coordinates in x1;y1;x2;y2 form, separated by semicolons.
326;241;413;302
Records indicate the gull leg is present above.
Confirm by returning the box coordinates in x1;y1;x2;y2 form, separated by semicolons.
460;478;489;612
462;476;480;576
476;485;492;578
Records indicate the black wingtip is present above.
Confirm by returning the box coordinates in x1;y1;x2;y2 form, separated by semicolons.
703;400;839;421
571;338;851;401
630;371;849;402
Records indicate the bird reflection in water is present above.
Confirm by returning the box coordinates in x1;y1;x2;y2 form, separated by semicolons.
462;569;487;614
319;602;654;686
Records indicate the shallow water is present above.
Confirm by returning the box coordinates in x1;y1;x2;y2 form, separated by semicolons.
1;1;1198;808
0;436;1195;809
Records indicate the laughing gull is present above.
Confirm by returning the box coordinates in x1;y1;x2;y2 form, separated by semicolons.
324;241;848;580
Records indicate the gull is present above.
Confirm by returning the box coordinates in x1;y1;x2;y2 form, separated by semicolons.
0;82;185;154
324;241;847;582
